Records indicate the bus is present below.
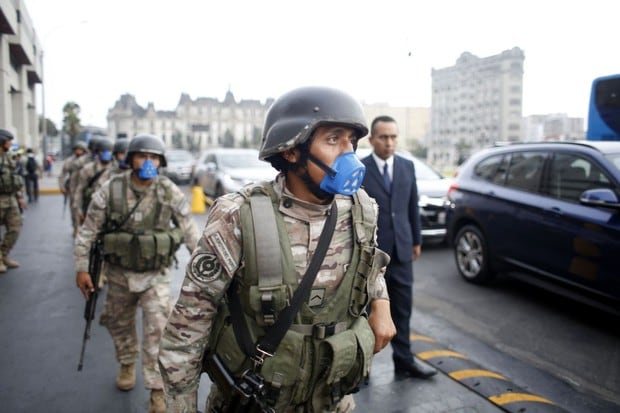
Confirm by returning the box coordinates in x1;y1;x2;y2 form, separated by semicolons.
587;74;620;141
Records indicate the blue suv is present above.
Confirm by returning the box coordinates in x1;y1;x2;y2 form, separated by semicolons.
446;141;620;313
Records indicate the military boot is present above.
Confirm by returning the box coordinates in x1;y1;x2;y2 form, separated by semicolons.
3;257;19;268
147;389;165;413
116;363;136;391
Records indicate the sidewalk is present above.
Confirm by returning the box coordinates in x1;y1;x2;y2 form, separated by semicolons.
39;159;63;195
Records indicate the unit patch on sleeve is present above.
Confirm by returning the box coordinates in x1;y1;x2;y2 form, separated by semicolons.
190;253;222;283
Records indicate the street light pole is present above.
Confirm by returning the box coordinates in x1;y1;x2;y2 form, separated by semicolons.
41;50;47;158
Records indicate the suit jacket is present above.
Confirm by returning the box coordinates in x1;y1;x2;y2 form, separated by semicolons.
361;154;421;263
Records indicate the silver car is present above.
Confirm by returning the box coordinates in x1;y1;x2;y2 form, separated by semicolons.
193;148;278;198
162;149;195;185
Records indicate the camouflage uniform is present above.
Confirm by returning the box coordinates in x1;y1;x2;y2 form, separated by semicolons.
72;159;112;218
75;170;199;390
68;155;93;232
159;174;389;412
0;151;23;263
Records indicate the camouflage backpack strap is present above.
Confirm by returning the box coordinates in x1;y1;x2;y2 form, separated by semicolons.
239;182;285;326
352;188;377;247
107;174;128;227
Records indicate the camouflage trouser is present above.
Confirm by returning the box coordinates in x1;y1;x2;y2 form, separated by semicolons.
69;193;79;231
100;267;171;389
0;200;22;258
206;384;355;413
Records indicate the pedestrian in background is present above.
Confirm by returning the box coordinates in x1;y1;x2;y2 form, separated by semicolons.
159;87;396;413
361;115;437;379
0;129;26;273
74;134;199;413
24;148;41;203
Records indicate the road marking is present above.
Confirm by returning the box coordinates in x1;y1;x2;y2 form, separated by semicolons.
490;392;555;405
450;369;507;381
410;333;437;342
417;349;468;360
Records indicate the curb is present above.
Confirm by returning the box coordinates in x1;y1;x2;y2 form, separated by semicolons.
40;188;62;195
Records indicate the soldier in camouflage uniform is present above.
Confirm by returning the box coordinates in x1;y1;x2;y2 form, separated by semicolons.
73;137;115;224
159;87;397;413
75;134;199;413
0;129;26;273
68;138;100;236
59;141;88;235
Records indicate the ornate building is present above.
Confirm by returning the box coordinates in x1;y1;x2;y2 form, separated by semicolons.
107;90;273;152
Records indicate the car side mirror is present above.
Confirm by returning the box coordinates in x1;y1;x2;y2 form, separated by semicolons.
580;188;620;210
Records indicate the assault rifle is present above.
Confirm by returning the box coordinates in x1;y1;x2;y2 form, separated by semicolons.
203;353;274;413
77;237;104;371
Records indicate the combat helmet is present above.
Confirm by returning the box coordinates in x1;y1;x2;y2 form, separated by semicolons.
73;141;88;151
94;137;113;153
113;138;129;155
259;86;368;160
126;134;167;167
0;128;15;145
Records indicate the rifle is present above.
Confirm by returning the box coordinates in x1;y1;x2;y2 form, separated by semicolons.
203;353;273;413
77;236;104;371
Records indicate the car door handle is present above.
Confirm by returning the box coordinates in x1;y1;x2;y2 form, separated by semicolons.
544;207;563;216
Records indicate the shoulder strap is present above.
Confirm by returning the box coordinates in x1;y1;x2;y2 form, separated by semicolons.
229;201;338;367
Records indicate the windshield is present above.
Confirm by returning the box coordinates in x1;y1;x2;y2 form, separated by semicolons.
219;152;268;169
167;151;193;162
412;158;443;180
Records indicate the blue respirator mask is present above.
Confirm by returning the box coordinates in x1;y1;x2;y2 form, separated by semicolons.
308;152;366;196
99;150;113;162
136;159;159;180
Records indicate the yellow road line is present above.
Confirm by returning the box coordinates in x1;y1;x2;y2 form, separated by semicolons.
417;349;468;360
449;369;507;381
490;392;555;405
410;334;436;342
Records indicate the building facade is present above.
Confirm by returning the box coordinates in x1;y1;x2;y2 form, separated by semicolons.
0;0;42;149
107;92;430;154
107;91;274;152
523;113;584;141
428;48;525;168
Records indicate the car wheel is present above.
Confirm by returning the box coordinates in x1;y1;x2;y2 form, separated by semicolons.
215;183;225;198
453;224;495;284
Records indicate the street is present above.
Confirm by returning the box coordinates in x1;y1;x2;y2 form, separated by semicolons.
0;191;618;412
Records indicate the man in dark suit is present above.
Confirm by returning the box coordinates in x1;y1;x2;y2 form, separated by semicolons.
361;115;436;379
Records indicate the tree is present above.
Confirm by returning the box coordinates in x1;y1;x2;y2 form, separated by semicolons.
62;102;82;149
39;116;58;137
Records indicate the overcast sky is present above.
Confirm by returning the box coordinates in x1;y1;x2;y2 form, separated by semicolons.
25;0;618;129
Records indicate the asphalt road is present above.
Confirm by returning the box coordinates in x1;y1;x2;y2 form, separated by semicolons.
0;190;617;412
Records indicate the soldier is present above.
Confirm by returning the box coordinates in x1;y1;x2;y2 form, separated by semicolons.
75;134;200;413
159;86;397;413
0;129;26;273
73;137;114;224
68;138;100;236
59;141;88;233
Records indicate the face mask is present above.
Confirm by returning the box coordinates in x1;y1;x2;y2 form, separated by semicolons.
309;152;366;195
100;150;112;162
136;159;159;180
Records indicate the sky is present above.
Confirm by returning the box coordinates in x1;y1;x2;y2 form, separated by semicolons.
24;0;619;129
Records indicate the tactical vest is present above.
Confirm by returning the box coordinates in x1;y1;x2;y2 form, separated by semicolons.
101;175;184;271
0;154;22;195
206;183;389;411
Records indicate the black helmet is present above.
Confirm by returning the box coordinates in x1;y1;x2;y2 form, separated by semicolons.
126;134;167;167
259;86;369;160
73;141;88;151
95;137;113;153
113;138;129;154
88;136;102;151
0;128;15;144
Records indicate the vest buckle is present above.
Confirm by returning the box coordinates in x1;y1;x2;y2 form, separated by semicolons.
252;345;274;368
313;322;337;340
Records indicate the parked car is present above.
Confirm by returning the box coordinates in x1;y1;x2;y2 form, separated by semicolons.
356;147;451;242
446;141;620;313
193;148;278;198
162;149;195;185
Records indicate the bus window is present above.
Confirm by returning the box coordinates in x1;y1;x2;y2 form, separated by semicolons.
587;74;620;141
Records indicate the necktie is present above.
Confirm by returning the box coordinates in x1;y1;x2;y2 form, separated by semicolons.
383;162;391;192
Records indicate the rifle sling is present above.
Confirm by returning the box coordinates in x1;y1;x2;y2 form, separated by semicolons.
228;201;338;363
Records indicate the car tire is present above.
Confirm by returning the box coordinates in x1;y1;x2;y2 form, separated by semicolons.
453;224;495;284
215;183;225;198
